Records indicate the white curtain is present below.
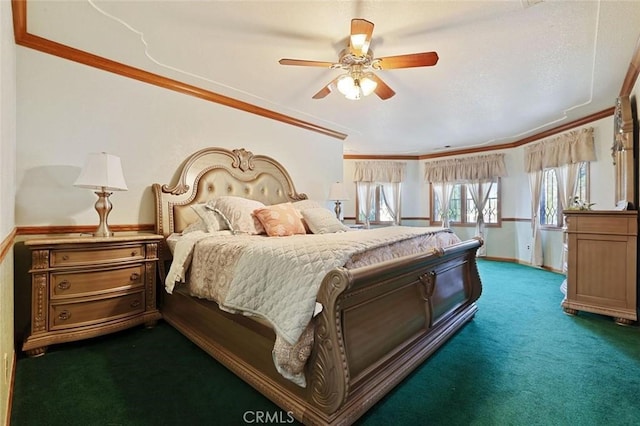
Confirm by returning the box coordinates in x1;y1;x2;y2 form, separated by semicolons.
525;128;595;268
432;182;455;228
554;163;581;213
356;182;374;228
381;182;402;225
467;180;494;257
554;162;581;272
528;170;544;267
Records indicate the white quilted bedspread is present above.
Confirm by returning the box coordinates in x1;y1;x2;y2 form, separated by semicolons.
166;226;454;346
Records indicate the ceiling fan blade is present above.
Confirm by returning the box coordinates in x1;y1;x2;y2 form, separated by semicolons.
350;19;374;56
370;74;396;100
279;58;335;68
376;52;439;69
312;77;340;99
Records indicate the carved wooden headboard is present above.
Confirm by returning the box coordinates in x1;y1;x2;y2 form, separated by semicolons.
152;147;307;239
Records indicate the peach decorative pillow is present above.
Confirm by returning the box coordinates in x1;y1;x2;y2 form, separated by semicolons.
254;202;306;237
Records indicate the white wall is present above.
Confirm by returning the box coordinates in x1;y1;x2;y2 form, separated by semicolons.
0;0;16;423
343;116;616;272
16;48;344;227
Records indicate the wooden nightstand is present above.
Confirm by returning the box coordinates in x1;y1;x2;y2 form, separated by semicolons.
22;233;163;356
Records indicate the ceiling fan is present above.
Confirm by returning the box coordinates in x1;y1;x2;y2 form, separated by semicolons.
279;18;439;101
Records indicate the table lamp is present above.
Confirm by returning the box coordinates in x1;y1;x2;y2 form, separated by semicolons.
74;152;128;237
328;182;349;221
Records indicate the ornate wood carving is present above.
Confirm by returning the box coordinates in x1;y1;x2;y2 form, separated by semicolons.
31;249;49;269
418;271;436;301
32;273;48;333
232;148;255;172
311;269;351;414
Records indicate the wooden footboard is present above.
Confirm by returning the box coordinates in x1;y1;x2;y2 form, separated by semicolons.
161;237;482;426
308;237;482;424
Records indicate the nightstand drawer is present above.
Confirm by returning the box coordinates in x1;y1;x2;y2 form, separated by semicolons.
49;291;145;330
51;245;146;267
51;265;145;299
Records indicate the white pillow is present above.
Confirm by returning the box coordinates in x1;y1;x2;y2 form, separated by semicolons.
182;218;208;234
212;196;266;235
292;199;324;233
300;208;349;234
189;203;227;233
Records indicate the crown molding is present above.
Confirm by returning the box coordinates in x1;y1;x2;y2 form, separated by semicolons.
344;107;615;160
10;0;346;141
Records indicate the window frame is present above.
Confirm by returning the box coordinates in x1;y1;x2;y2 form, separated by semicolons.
539;162;590;229
429;178;502;227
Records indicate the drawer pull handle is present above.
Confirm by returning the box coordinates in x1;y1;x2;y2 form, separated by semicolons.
57;280;71;290
130;300;141;308
58;310;71;321
131;251;138;257
130;273;140;281
62;255;69;261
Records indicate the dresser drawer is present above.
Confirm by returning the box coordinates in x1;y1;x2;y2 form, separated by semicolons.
51;244;146;267
49;291;145;330
51;265;145;299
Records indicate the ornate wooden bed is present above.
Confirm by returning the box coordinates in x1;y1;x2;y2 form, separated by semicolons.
152;147;483;425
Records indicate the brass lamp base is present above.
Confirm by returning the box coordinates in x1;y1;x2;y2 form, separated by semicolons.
93;190;114;237
333;200;343;221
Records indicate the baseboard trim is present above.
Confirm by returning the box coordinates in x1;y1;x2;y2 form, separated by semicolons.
481;256;562;274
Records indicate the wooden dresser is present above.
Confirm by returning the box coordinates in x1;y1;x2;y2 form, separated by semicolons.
562;210;638;325
22;233;163;356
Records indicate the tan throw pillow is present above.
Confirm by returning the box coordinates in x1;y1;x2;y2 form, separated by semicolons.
213;196;266;235
254;203;306;237
300;208;349;234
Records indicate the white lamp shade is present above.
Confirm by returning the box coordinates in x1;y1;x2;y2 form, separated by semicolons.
337;75;356;96
328;182;350;201
360;75;378;96
74;152;128;191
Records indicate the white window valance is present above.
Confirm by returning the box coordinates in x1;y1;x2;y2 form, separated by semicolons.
423;153;507;183
354;161;407;183
524;127;595;173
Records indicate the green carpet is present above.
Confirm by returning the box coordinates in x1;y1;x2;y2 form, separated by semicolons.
11;260;640;425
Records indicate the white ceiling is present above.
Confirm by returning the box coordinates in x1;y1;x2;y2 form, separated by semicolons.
26;0;640;155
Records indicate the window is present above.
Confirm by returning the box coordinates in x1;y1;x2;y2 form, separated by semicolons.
431;179;501;226
356;183;395;225
540;162;589;227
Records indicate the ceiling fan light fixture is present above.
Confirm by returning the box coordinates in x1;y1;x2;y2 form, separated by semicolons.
360;75;378;96
337;74;356;95
279;18;437;101
337;72;377;101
